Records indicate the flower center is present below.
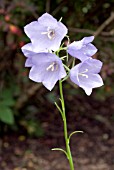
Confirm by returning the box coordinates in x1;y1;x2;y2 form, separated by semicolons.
41;28;55;40
46;62;58;72
78;69;88;78
48;29;55;40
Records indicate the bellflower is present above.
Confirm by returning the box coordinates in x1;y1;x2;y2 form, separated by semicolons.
67;36;97;61
70;58;103;95
28;52;66;90
24;13;68;52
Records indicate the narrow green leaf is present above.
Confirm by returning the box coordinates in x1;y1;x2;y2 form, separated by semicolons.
54;102;63;119
69;131;84;142
52;148;68;158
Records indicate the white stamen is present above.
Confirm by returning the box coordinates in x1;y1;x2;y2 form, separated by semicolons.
46;62;58;72
41;28;55;40
48;29;55;40
41;32;48;35
78;69;88;78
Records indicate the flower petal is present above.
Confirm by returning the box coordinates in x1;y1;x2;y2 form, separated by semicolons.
31;53;59;65
24;21;44;40
42;61;66;90
68;40;83;51
24;22;51;52
79;74;103;95
79;58;103;74
58;63;67;79
70;63;81;86
82;36;94;44
25;58;33;67
38;13;57;27
42;70;59;90
82;87;92;96
29;64;46;82
21;43;36;57
68;47;88;61
81;44;97;58
79;73;103;88
46;22;68;51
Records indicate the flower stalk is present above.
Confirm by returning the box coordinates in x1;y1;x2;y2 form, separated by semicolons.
59;80;74;170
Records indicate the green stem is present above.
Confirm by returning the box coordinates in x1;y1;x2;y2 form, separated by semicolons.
59;80;74;170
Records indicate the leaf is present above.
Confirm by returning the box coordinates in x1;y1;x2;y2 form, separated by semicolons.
51;148;68;158
0;106;14;124
0;99;15;107
54;102;63;118
0;88;15;107
69;131;84;142
0;89;12;99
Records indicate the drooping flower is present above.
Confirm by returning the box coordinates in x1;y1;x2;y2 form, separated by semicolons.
24;13;68;52
70;58;103;95
27;52;66;90
67;36;97;61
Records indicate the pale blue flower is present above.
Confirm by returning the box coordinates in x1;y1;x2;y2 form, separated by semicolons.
67;36;97;61
27;52;66;90
24;13;68;52
70;58;103;95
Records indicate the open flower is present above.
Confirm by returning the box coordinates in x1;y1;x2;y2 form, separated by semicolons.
24;13;68;52
70;58;103;95
28;52;66;90
67;36;97;61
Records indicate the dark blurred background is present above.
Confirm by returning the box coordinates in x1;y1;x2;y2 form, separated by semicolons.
0;0;114;170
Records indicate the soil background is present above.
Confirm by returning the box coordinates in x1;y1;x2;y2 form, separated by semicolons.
0;95;114;170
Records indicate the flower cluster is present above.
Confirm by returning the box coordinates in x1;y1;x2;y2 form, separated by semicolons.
22;13;103;95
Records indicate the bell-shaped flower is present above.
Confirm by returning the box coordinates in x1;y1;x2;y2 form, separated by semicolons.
24;13;68;52
70;58;103;95
67;36;97;61
27;52;66;90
